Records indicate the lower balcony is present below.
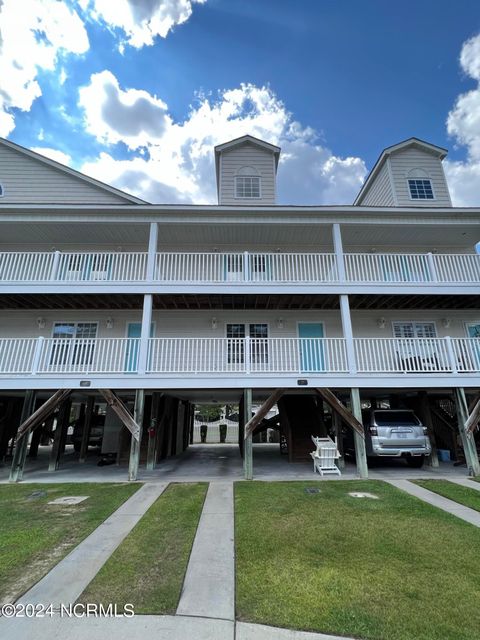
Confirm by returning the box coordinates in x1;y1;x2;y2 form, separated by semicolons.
0;336;478;390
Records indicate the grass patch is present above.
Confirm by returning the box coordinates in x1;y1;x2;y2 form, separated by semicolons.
235;480;480;640
414;479;480;512
0;482;140;604
78;482;207;614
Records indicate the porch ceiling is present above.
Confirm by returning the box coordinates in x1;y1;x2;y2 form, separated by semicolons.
0;293;478;310
0;219;477;249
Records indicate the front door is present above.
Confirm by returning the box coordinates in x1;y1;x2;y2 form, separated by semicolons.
125;322;154;372
298;323;324;372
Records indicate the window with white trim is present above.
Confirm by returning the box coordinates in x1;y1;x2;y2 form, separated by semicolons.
50;322;97;366
226;323;268;364
235;176;260;198
393;322;436;338
408;178;434;200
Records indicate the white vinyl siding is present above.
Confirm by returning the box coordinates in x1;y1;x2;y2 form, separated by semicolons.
389;148;452;207
0;144;133;204
219;143;276;205
360;162;395;206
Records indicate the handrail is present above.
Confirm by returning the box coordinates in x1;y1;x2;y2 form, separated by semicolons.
0;336;478;376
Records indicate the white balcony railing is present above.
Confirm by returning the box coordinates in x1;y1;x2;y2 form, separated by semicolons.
0;336;478;377
0;251;478;286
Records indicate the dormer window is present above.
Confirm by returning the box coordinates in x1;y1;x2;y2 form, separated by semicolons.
408;179;434;199
236;176;260;198
235;166;261;199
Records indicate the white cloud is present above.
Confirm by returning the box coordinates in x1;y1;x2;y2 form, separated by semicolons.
79;76;367;204
82;0;206;49
0;0;89;136
78;70;170;148
445;33;480;205
30;146;72;166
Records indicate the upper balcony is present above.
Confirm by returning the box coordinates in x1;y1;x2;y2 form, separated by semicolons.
0;250;479;295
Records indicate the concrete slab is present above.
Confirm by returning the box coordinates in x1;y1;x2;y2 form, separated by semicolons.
237;621;355;640
0;614;234;640
385;479;480;527
17;483;168;607
176;482;234;620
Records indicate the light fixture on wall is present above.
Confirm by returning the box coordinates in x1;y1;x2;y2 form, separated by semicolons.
442;318;451;329
37;317;46;330
377;317;386;329
211;317;217;330
106;317;114;330
276;317;284;329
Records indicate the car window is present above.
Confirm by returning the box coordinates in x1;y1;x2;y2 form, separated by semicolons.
373;411;420;426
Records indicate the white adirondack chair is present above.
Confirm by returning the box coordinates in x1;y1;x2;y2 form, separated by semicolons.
310;435;341;476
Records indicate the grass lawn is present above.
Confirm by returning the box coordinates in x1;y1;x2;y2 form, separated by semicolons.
0;482;140;604
414;479;480;512
78;482;207;614
235;480;480;640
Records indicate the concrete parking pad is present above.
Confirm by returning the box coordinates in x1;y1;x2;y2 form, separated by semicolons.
385;479;480;527
17;483;167;607
176;481;234;620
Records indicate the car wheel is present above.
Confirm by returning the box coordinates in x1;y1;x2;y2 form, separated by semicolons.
406;455;425;468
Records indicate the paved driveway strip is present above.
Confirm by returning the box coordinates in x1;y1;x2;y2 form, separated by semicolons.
176;481;234;620
17;483;168;607
385;479;480;527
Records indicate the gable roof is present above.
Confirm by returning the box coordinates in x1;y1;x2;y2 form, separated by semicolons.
0;137;146;204
214;135;281;194
354;137;448;205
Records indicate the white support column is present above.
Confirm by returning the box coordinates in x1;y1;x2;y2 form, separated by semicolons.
146;222;158;282
332;223;346;282
50;250;62;281
137;294;153;375
340;294;357;374
427;252;438;283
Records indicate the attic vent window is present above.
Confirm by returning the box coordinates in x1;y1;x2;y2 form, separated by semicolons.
235;176;260;199
408;178;434;200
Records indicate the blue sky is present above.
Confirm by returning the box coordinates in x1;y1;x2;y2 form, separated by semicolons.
1;0;480;205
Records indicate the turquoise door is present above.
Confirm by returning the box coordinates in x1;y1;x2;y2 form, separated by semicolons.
467;324;480;369
298;323;324;372
125;323;154;372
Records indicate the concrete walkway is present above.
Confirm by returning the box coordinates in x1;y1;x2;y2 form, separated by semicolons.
17;482;167;607
0;615;357;640
176;481;235;620
385;478;480;527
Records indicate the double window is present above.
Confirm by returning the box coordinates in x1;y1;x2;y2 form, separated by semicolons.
50;322;97;367
226;323;268;364
393;322;436;339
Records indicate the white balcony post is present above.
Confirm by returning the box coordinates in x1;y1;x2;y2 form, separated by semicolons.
445;336;458;374
146;222;158;282
427;252;438;282
243;251;250;281
245;336;251;374
138;294;153;374
50;250;62;281
31;336;45;375
332;223;345;282
339;294;357;374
